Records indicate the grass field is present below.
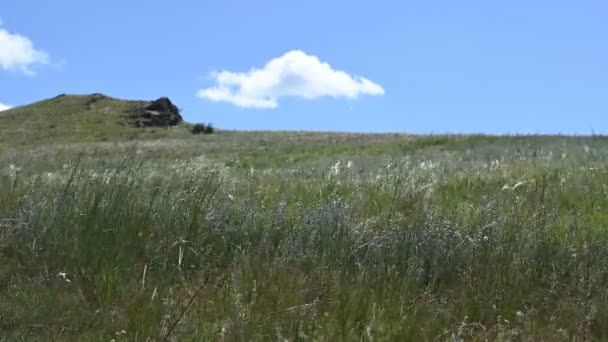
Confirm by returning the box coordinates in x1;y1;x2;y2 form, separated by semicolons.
2;97;608;340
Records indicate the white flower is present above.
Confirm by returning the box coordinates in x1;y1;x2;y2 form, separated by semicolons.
346;160;353;169
328;160;342;178
333;160;341;171
57;272;71;283
8;164;21;174
419;161;438;170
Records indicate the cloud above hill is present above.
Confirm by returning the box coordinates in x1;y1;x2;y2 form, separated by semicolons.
197;50;384;109
0;102;11;111
0;22;49;75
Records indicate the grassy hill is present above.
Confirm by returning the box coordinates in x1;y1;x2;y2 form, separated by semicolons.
2;96;608;340
0;94;192;150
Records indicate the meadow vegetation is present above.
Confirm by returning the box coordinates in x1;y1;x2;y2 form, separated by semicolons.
1;101;608;340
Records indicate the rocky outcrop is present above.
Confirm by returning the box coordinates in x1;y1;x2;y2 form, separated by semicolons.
128;97;183;127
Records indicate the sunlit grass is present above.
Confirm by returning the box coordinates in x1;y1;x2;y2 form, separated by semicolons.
2;133;608;340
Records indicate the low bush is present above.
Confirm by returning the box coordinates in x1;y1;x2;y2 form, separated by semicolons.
191;123;214;134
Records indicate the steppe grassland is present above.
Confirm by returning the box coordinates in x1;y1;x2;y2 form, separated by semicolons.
2;132;608;340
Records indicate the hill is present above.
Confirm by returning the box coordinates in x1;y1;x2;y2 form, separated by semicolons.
3;95;608;340
3;127;608;340
0;94;192;150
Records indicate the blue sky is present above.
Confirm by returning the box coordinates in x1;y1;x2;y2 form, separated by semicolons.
1;0;607;134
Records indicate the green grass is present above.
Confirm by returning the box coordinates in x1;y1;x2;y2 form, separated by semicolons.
2;100;608;340
0;94;193;150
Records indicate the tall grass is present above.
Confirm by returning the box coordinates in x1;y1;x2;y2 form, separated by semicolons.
2;137;608;340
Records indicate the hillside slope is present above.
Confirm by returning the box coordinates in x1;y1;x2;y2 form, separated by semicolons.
0;94;192;149
3;117;608;340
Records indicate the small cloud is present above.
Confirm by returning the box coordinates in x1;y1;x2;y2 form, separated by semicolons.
0;102;12;111
0;25;49;75
197;50;384;109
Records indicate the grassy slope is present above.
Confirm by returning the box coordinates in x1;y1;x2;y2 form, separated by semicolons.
0;94;192;150
2;98;608;340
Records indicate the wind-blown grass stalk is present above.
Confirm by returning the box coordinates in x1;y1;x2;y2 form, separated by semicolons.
2;136;608;340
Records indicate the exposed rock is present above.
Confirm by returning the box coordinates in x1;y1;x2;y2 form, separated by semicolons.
128;97;183;127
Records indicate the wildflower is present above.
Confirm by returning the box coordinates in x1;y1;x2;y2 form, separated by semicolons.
8;164;21;177
332;160;341;172
57;272;71;284
328;160;341;179
419;160;438;170
346;160;353;169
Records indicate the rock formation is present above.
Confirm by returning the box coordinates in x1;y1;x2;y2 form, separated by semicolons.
128;97;183;127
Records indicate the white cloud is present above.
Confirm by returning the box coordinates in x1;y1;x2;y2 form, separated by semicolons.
0;24;49;75
197;50;384;109
0;102;11;111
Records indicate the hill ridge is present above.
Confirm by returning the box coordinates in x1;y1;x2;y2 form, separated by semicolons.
0;93;191;149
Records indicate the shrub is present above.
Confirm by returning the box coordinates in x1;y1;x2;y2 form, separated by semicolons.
204;123;214;134
191;123;214;135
